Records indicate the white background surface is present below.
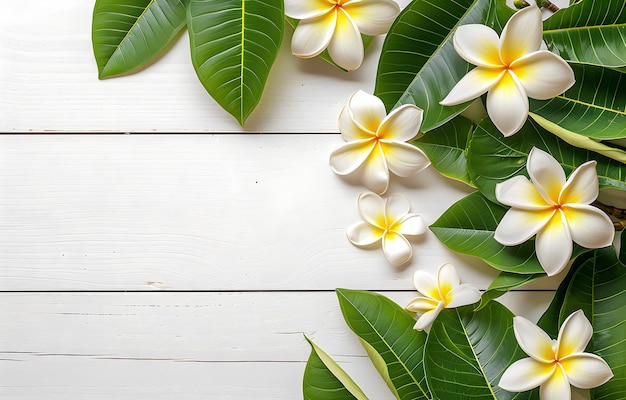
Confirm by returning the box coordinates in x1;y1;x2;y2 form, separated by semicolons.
1;1;567;398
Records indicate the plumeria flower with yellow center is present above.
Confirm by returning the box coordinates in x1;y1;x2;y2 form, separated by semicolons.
494;147;614;276
285;0;400;71
330;90;431;194
347;192;426;267
499;310;613;400
440;3;575;136
405;263;481;331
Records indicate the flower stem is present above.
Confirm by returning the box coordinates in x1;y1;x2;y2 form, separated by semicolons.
593;201;626;231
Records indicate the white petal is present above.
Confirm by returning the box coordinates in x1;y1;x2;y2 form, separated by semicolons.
494;207;555;246
513;316;556;363
511;51;575;100
405;296;439;313
361;143;390;194
291;11;337;58
496;175;552;210
499;357;556;392
356;192;386;228
377;104;423;141
438;263;460;291
560;354;613;389
343;0;400;36
347;221;384;246
384;193;411;223
535;211;573;276
486;70;528;137
382;231;413;266
338;104;375;142
446;284;481;308
413;301;444;330
343;90;386;137
395;214;426;237
440;67;505;106
327;9;364;71
499;4;543;65
412;270;440;300
527;147;566;205
540;365;572;400
562;204;615;249
329;139;376;175
556;310;592;358
285;0;335;19
559;161;599;205
453;24;503;68
380;142;431;177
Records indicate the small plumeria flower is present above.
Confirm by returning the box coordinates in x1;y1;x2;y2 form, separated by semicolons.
494;147;614;276
347;192;426;266
330;90;431;194
285;0;400;71
440;3;575;136
405;263;481;331
499;310;613;400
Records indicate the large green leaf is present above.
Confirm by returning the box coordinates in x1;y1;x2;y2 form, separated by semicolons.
430;191;590;274
543;0;626;68
302;336;368;400
467;117;626;204
336;289;431;400
425;302;536;400
374;0;499;132
536;244;626;400
92;0;187;78
187;0;283;125
477;271;545;310
412;116;475;186
529;64;626;140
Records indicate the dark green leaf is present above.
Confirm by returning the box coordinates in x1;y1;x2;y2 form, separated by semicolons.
467;117;626;204
425;302;536;400
543;0;626;67
374;0;497;132
187;0;283;125
477;271;545;310
529;64;626;140
430;191;589;274
336;288;431;400
412;116;475;186
537;245;626;400
303;336;368;400
92;0;187;78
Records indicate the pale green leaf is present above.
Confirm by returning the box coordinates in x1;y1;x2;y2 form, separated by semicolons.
477;271;545;310
92;0;187;78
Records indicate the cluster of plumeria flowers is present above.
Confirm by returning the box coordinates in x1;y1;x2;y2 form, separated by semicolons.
287;0;616;398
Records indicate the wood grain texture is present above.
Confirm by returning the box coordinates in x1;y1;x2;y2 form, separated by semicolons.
0;292;553;399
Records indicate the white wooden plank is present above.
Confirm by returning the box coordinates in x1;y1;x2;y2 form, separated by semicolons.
0;134;570;291
0;0;413;133
0;291;553;399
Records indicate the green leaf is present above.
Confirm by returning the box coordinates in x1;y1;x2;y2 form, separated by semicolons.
429;191;590;274
537;245;626;400
425;302;536;400
336;289;431;400
543;0;626;68
467;117;626;204
411;116;475;186
302;336;368;400
477;271;545;310
187;0;283;125
92;0;187;78
529;64;626;141
374;0;498;132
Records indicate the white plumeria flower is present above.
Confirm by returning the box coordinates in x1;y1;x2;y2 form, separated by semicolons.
285;0;400;71
440;3;575;136
330;90;431;194
405;263;481;331
499;310;613;400
494;147;614;276
347;192;426;266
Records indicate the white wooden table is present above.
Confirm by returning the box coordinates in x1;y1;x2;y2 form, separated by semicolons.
1;1;559;398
